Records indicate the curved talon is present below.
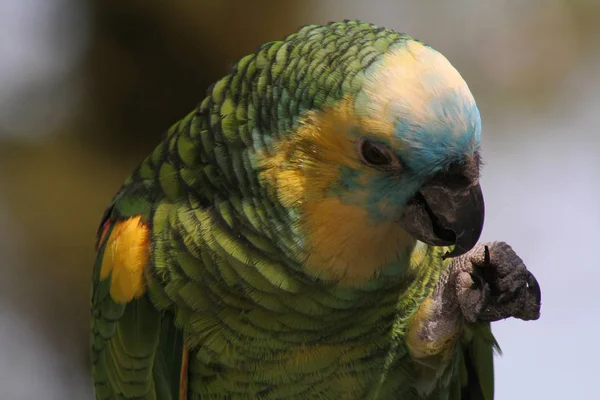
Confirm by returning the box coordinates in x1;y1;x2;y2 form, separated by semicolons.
483;245;490;265
526;270;542;305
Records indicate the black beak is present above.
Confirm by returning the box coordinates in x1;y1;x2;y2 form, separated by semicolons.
399;183;485;258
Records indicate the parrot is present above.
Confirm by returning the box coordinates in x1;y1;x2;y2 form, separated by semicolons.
91;20;541;399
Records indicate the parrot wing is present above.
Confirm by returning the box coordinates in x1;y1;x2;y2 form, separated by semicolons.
90;184;185;400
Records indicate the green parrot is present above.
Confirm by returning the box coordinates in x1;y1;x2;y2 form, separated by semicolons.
91;21;541;399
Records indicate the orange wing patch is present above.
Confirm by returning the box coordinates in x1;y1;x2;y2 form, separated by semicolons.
99;216;150;303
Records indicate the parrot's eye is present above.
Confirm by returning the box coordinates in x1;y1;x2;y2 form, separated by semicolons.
360;140;394;167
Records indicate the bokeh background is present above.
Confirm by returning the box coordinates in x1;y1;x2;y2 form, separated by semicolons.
1;1;598;398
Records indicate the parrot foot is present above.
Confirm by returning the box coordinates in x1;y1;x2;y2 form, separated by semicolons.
453;241;541;323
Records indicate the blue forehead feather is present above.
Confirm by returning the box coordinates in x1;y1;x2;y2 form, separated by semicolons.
394;94;481;175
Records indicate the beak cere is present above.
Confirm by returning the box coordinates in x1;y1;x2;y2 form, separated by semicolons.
399;182;485;258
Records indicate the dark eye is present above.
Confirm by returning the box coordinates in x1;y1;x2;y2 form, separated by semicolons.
360;140;393;166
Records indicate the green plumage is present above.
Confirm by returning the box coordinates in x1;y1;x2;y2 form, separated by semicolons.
91;21;498;399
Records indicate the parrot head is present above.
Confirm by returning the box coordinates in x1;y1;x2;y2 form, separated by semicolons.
260;37;484;283
355;40;485;260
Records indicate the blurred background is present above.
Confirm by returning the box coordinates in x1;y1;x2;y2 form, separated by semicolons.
0;0;598;398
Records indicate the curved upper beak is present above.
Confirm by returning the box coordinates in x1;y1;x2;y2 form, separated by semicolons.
399;182;485;258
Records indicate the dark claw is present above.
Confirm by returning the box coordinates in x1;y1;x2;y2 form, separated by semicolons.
484;245;490;265
526;270;542;305
474;276;491;315
469;266;486;291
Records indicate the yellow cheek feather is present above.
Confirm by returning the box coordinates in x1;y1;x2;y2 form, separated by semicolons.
99;216;150;303
260;98;414;286
260;97;362;208
302;197;413;284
